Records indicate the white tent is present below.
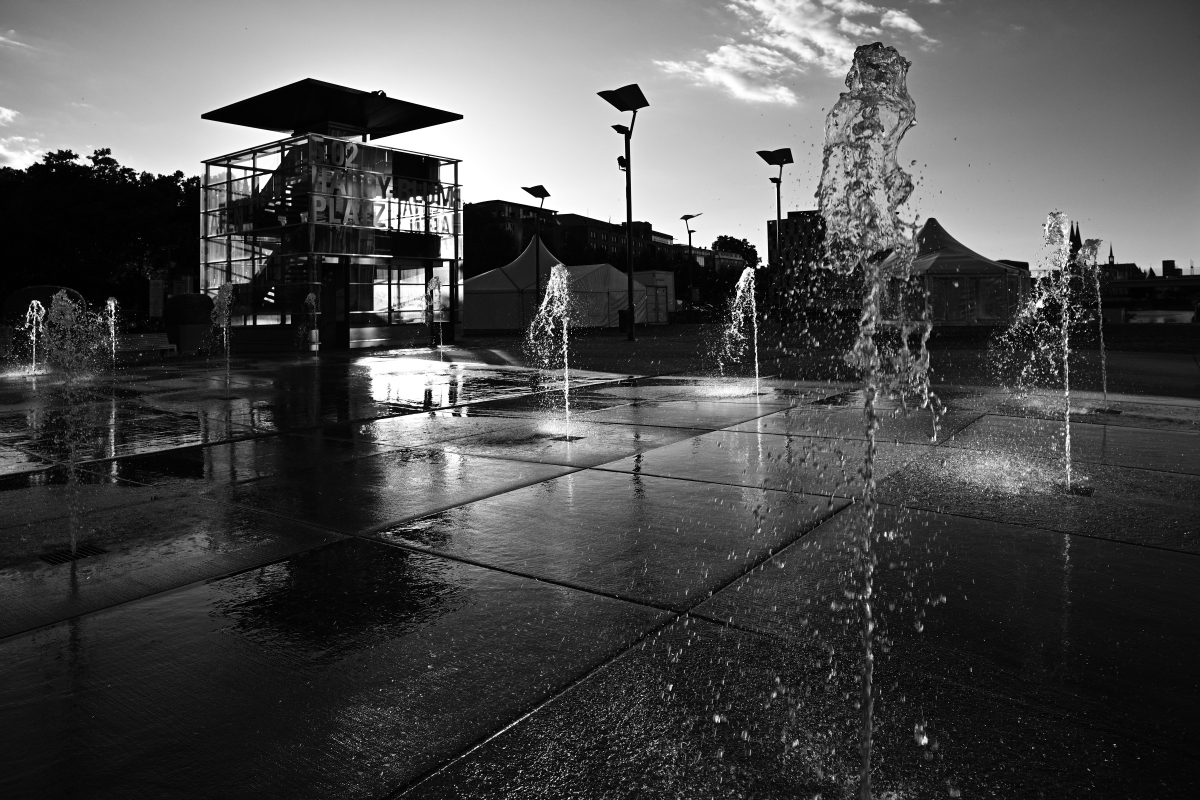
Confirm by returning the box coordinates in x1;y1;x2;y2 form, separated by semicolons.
464;237;647;331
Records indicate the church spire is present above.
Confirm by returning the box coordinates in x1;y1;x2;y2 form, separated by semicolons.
1108;243;1114;264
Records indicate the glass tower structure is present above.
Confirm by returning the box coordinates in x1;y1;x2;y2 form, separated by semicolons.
201;133;461;349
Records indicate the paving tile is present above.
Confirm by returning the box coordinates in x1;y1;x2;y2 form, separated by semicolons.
579;399;780;431
878;445;1200;552
309;409;531;449
992;391;1200;432
694;506;1200;768
406;611;1197;799
0;539;668;799
948;414;1200;475
0;499;342;638
729;404;981;444
0;468;195;532
216;447;575;534
83;431;403;489
0;443;46;476
381;469;847;611
599;428;933;498
440;419;707;468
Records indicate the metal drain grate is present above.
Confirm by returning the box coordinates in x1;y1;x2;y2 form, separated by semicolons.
40;543;107;565
547;435;586;442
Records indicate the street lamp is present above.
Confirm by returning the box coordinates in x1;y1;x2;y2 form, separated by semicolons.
521;184;551;303
757;148;793;308
599;83;649;341
681;213;702;307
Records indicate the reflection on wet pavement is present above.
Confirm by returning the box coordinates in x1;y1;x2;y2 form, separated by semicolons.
0;539;667;799
382;469;847;609
3;351;1200;797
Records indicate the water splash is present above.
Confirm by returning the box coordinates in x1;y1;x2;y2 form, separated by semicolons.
24;300;45;374
1043;212;1074;490
45;290;101;556
427;276;443;348
526;264;573;436
211;283;233;395
817;42;934;799
1082;242;1109;408
297;292;318;353
105;297;119;371
719;267;760;394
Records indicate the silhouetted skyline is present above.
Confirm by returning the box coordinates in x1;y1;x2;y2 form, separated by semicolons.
0;0;1195;271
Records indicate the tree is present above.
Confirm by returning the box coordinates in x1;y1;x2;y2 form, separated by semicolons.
0;149;199;320
712;235;760;268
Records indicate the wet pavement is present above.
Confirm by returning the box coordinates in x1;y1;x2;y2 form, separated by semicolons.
1;351;1198;798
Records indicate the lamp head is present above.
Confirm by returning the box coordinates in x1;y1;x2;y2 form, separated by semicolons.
598;83;649;112
757;148;794;167
769;177;781;184
522;185;550;200
612;124;630;135
681;213;701;222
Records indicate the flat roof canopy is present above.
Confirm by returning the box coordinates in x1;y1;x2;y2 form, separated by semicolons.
201;79;462;139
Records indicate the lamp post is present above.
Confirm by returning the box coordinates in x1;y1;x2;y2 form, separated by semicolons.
757;148;793;308
599;83;649;341
681;213;701;307
521;184;551;303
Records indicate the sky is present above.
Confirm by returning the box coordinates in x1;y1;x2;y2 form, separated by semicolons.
1;0;1197;271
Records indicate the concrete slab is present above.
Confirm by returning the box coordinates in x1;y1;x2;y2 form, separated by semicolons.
214;447;575;535
992;391;1200;433
295;409;531;449
0;443;46;476
0;539;668;799
440;419;707;468
599;428;933;498
949;414;1200;475
695;507;1200;769
729;404;982;444
0;403;212;462
380;469;847;611
580;399;783;431
88;431;403;489
0;468;196;532
878;445;1200;552
405;609;1197;799
0;498;342;639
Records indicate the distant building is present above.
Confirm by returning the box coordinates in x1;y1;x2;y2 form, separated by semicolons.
1162;259;1183;278
463;199;557;278
767;210;825;303
1099;245;1143;281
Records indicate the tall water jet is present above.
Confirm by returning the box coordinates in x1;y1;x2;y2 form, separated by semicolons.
1044;212;1074;490
720;266;760;395
526;264;574;436
1080;242;1110;409
211;283;233;394
25;300;45;374
427;276;443;348
45;290;99;556
817;42;934;798
105;297;119;371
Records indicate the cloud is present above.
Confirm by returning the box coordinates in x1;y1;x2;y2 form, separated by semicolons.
0;136;44;168
0;30;36;51
657;43;800;104
0;106;18;126
657;0;936;103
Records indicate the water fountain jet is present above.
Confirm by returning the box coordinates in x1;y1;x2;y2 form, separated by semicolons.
211;283;233;396
24;300;46;375
526;264;578;441
817;41;936;798
719;266;761;395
